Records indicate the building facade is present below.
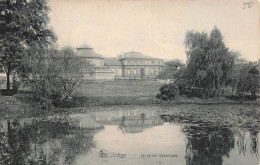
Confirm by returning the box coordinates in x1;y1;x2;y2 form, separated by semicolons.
75;44;164;80
76;44;104;67
76;44;114;80
104;57;123;77
116;51;164;78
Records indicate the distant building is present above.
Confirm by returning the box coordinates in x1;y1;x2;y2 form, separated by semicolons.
104;57;123;77
75;44;164;80
76;44;104;67
107;51;164;79
75;44;114;80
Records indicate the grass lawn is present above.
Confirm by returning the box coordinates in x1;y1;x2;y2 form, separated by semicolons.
76;80;162;97
72;80;260;106
71;80;163;106
0;80;259;120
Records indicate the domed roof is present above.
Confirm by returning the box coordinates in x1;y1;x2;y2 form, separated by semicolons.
76;43;103;58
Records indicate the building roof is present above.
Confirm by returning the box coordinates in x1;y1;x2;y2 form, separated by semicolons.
104;57;121;66
119;51;161;60
76;44;103;58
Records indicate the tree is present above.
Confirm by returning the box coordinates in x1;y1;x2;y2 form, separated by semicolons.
0;0;56;92
229;51;249;93
157;59;185;80
184;30;210;96
236;66;259;98
207;26;234;92
25;46;94;106
47;47;94;103
24;46;57;99
183;26;235;97
0;38;26;91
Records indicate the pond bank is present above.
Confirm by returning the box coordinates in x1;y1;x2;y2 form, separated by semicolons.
70;94;260;107
0;95;259;124
0;95;259;133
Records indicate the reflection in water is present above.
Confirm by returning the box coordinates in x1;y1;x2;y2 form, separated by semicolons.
119;112;163;134
161;115;259;165
249;132;258;156
0;109;259;165
183;123;235;165
95;110;163;134
0;116;100;165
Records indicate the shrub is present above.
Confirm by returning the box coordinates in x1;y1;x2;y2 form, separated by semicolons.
156;83;178;101
236;67;259;99
0;89;17;96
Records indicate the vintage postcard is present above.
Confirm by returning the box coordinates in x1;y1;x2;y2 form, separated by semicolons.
0;0;259;164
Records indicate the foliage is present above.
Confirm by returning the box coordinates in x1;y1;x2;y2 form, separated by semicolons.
156;83;178;101
236;66;259;98
157;59;185;80
181;26;235;98
24;46;94;106
0;0;56;91
48;47;94;104
0;118;96;164
228;51;253;93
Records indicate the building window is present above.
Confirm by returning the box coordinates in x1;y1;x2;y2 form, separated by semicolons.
112;69;116;75
127;69;131;76
151;68;154;75
118;69;122;76
127;61;131;65
151;61;155;64
134;61;137;65
133;68;137;76
140;61;143;65
158;61;160;65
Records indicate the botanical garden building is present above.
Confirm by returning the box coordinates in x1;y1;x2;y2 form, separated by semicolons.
75;44;164;80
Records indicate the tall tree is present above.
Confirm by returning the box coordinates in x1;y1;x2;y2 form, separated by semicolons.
207;26;234;91
0;0;56;91
184;30;210;94
183;26;235;97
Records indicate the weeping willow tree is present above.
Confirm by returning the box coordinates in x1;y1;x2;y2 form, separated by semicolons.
183;26;235;97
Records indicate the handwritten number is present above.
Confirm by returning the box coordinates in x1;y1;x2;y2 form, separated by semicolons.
242;2;254;9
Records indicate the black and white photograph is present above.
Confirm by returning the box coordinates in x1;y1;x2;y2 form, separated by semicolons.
0;0;260;164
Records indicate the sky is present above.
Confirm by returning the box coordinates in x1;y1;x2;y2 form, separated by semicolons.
48;0;260;62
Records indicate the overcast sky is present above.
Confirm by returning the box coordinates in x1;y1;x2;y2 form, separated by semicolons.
48;0;260;62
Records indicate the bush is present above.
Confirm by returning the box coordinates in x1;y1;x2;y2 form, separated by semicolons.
0;89;17;96
156;83;178;101
52;99;78;108
236;67;259;99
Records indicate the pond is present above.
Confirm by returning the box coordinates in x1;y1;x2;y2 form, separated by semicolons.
0;107;259;165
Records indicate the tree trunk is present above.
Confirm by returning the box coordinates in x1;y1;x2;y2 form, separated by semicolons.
6;70;10;91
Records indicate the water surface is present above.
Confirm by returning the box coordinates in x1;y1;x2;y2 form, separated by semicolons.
0;107;259;165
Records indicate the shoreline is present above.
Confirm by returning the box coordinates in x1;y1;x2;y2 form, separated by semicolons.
0;95;259;121
1;101;259;133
